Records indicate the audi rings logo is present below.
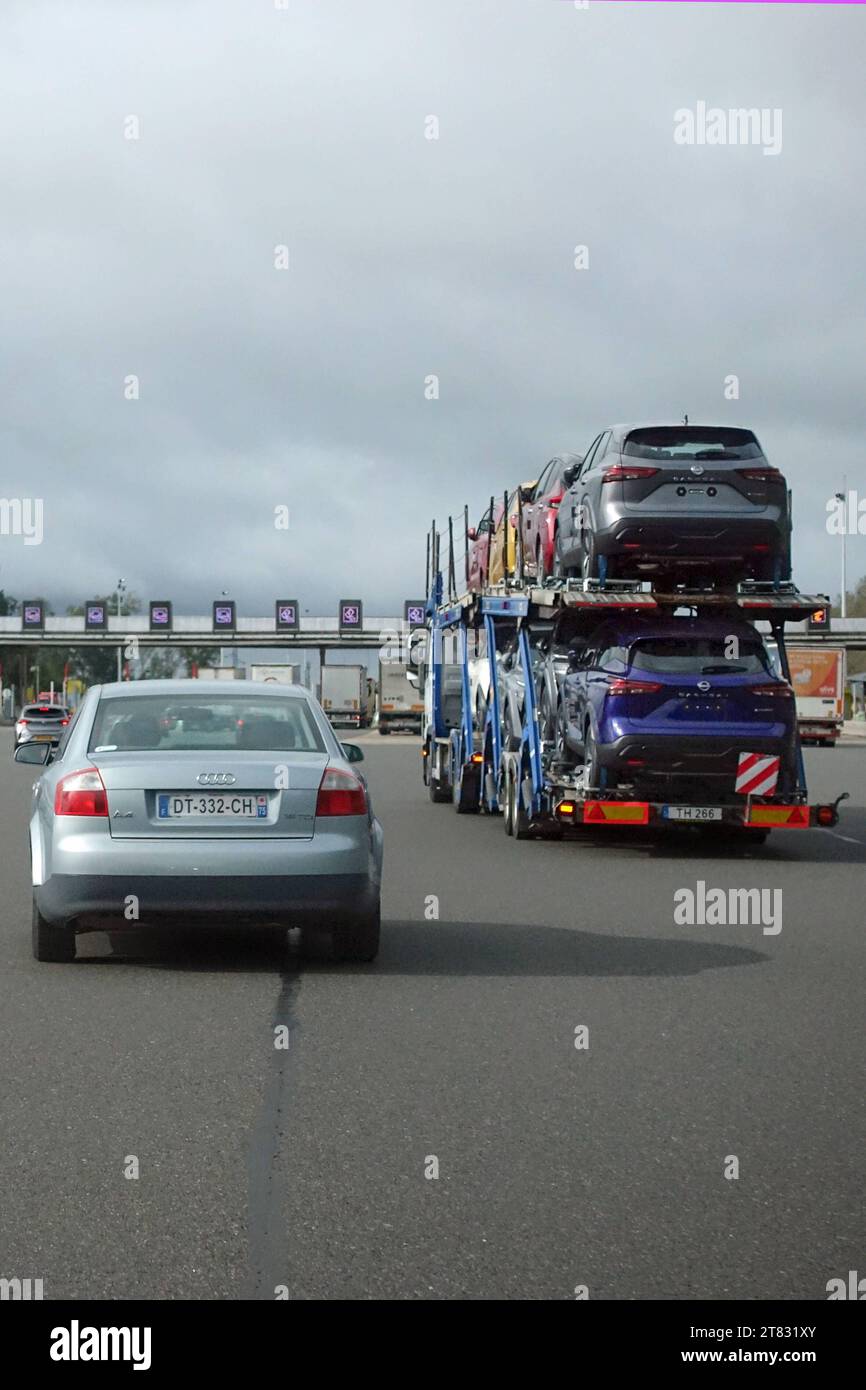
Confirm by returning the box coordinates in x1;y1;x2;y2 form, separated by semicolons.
197;772;237;786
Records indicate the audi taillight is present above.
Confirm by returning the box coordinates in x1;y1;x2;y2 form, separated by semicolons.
316;767;367;816
737;467;784;482
54;767;109;817
607;679;663;695
601;465;659;483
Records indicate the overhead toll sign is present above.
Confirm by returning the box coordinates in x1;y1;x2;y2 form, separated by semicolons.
275;600;300;632
339;600;363;633
22;602;45;631
213;601;236;632
150;601;173;631
85;601;108;632
404;601;426;628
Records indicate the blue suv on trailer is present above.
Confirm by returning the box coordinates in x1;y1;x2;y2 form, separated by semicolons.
557;617;798;802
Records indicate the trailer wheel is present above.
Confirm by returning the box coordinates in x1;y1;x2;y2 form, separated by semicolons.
729;827;770;846
427;743;450;803
379;724;391;736
513;756;533;840
453;762;480;814
429;775;450;804
699;825;770;848
503;763;514;835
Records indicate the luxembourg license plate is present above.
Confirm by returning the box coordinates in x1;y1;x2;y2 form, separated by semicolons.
662;805;723;822
157;793;269;820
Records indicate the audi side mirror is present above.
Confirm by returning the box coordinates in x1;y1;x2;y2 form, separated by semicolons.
563;464;579;488
14;742;52;765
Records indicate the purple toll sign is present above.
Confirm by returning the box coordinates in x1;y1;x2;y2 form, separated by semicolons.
213;602;236;629
339;600;363;630
275;600;299;631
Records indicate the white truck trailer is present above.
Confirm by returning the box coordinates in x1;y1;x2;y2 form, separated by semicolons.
377;659;424;734
249;663;301;686
321;664;375;728
786;646;846;746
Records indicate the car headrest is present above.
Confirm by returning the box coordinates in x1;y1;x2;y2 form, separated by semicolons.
236;716;296;750
114;715;162;748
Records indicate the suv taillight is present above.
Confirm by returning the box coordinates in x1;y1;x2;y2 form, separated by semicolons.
607;678;663;695
315;767;367;816
749;683;794;698
54;767;109;817
737;467;784;482
602;465;659;483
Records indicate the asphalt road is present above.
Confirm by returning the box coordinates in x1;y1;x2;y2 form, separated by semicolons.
1;732;864;1300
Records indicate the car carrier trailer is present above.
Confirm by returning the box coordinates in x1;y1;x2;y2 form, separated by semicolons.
420;526;846;841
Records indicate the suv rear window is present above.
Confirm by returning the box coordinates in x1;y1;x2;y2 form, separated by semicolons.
623;427;762;461
88;694;327;753
629;637;771;676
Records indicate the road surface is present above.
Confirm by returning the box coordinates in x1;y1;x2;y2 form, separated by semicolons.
1;734;864;1299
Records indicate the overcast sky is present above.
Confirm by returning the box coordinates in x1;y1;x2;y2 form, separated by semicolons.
1;0;865;616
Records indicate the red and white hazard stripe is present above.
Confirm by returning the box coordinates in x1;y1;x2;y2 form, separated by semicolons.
736;752;781;796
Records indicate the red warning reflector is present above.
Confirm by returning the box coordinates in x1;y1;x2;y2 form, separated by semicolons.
736;752;781;796
583;800;649;825
746;804;809;828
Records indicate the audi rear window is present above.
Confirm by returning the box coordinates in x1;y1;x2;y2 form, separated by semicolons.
623;427;762;461
628;637;771;676
88;694;327;753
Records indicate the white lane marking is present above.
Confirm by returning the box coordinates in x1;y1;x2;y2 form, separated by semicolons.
828;831;864;846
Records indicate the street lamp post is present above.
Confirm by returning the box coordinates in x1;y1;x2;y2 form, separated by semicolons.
116;578;127;682
835;485;847;619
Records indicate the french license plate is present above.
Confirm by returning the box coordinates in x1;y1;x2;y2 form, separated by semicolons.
157;793;269;820
34;735;53;741
662;805;722;822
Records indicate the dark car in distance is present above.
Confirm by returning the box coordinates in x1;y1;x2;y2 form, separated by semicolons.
553;424;792;585
556;617;798;808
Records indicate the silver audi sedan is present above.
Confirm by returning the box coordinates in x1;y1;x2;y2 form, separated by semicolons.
14;679;383;963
